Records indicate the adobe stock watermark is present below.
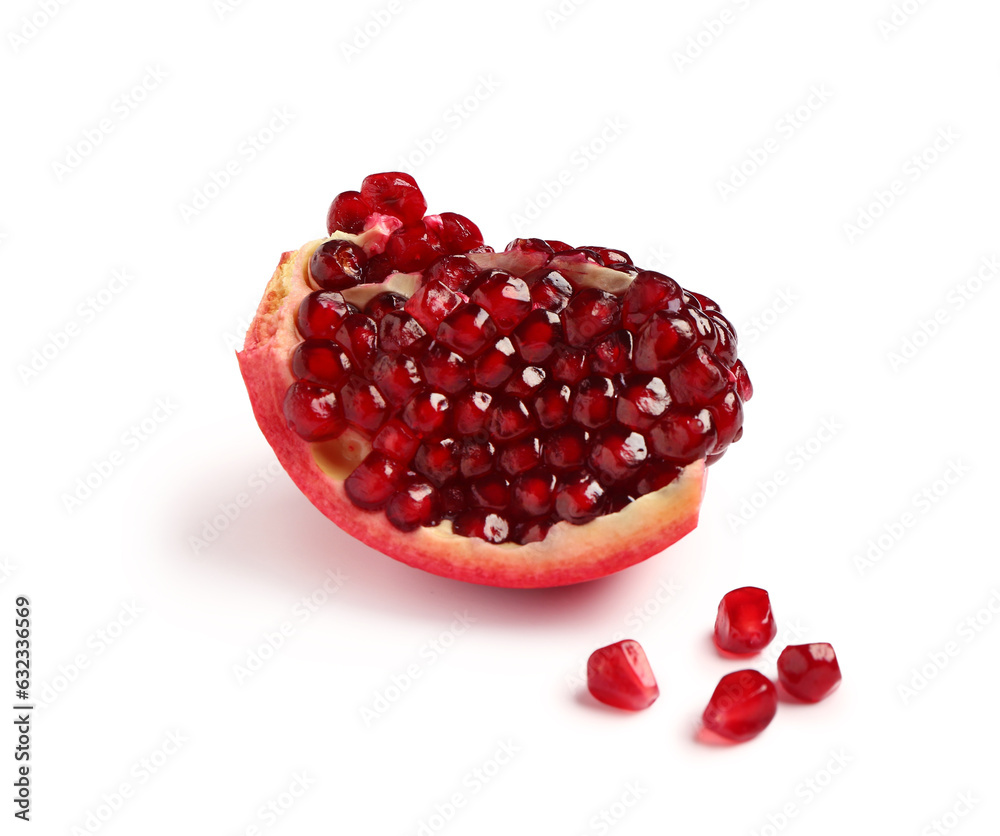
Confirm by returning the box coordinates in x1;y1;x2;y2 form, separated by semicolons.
716;85;833;201
16;269;134;385
178;107;294;222
576;781;648;835
232;569;349;685
842;127;959;243
340;0;412;63
51;66;169;182
886;255;997;371
60;398;180;514
396;74;501;171
69;729;188;836
510;117;627;234
852;458;969;576
413;739;520;835
919;791;979;836
7;0;73;54
188;461;284;555
897;588;1000;706
727;417;844;532
671;0;759;73
37;600;145;711
230;772;317;834
360;610;476;725
643;245;673;271
747;749;853;836
877;0;934;41
739;288;797;346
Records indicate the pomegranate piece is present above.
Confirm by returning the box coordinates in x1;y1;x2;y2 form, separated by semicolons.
326;190;372;235
714;587;777;654
777;643;842;702
360;172;427;224
702;670;777;742
309;239;366;291
586;640;659;710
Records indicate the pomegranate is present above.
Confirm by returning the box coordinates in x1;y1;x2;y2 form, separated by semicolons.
777;643;842;702
714;587;777;654
586;640;659;710
238;173;752;587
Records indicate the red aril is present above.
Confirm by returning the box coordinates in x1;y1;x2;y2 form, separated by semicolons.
714;587;777;654
777;643;842;702
702;670;778;742
587;640;659;710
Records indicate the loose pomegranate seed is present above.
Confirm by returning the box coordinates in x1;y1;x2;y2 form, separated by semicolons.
714;587;777;654
589;429;648;483
309;239;366;291
473;338;518;390
297;291;356;339
587;640;659;711
370;353;423;405
386;477;441;531
532;384;572;429
401;390;452;437
562;288;621;347
622;271;683;331
554;471;607;524
334;314;378;373
425;255;481;292
384;221;442;272
648;408;716;460
590;329;633;376
777;643;842;702
488;396;535;442
373;419;421;462
360;172;427;224
496;436;542;476
453;390;492;436
291;339;353;388
702;670;778;742
633;313;696;373
326;190;372;235
364;292;407;324
459;440;495;478
420;342;471;394
526;268;573;312
340;376;388;433
615;376;670;431
667;346;729;405
544;426;589;470
430;212;484;254
470;473;511;510
512;309;562;363
437;303;498;357
344;452;405;510
413;438;460;486
452;510;510;543
378;311;428;355
511;469;556;517
283;382;345;441
470;270;532;333
504;366;546;399
571;376;617;429
405;280;464;332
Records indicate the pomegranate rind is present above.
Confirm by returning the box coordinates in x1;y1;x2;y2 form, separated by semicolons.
238;243;706;588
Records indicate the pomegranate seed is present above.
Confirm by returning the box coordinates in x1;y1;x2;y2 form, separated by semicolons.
512;519;550;544
370;353;423;405
425;255;481;292
709;313;738;366
590;329;633;376
526;268;573;312
453;390;492;436
364;292;407;324
386;477;441;531
429;212;484;254
384;221;442;272
583;247;632;267
413;438;460;486
440;486;467;516
732;360;753;401
420;342;471;394
777;643;842;703
550;344;589;385
510;469;556;517
571;376;617;429
291;339;353;388
504;365;546;398
690;291;720;311
470;473;511;510
615;375;670;431
512;309;562;363
668;346;728;405
532;384;572;429
545;239;572;252
587;640;659;711
378;311;428;355
470;270;532;333
554;471;607;524
702;670;778;742
473;338;518;390
360;172;427;224
488;396;535;442
709;390;744;453
437;303;498;357
544;426;589;470
714;587;777;654
634;461;682;495
340;376;388;433
622;271;683;331
633;313;696;373
344;452;405;510
297;291;356;339
363;254;395;284
283;382;345;441
452;510;510;543
405;280;464;332
648;408;716;461
372;419;421;462
326;190;372;235
459;440;495;478
496;436;542;476
505;238;554;256
401;390;452;437
309;239;366;291
589;429;648;483
334;314;378;373
562;288;621;347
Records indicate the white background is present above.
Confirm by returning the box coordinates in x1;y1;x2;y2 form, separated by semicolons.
3;0;999;833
